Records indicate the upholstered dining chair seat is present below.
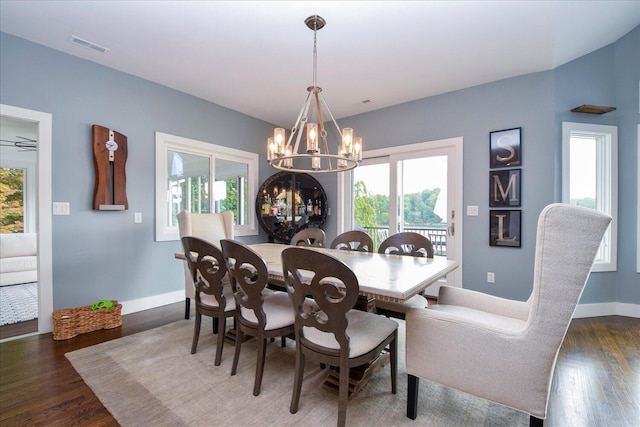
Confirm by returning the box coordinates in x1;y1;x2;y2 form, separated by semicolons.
239;292;296;330
303;309;398;358
198;284;236;312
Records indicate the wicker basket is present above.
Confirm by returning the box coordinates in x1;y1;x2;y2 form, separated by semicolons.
52;300;122;340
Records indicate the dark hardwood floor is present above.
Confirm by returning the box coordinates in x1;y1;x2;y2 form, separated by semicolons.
0;318;38;340
0;303;638;426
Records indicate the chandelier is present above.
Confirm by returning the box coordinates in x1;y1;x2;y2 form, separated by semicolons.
267;15;362;173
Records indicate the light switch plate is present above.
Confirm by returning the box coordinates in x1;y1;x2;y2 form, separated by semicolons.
53;202;70;215
134;212;142;223
467;205;479;216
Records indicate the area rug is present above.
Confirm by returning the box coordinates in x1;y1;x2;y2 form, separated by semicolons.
66;319;527;427
0;282;38;325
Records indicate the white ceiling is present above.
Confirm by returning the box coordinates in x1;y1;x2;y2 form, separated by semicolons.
1;1;639;127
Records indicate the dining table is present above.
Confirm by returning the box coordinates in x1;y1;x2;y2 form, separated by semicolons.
248;242;458;304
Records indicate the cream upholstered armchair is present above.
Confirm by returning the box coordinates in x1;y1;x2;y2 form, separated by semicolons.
177;210;234;319
405;204;611;427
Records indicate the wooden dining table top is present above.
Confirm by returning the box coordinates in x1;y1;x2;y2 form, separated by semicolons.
247;243;458;303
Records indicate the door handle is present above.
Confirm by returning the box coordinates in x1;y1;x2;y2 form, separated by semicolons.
448;209;455;236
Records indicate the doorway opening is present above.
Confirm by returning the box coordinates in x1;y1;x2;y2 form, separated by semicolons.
0;104;52;341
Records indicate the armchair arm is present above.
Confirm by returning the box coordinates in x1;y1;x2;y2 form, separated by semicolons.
438;285;530;321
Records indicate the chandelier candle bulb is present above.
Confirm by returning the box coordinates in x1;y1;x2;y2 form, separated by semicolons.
284;146;293;168
312;156;321;170
306;123;319;153
354;136;363;161
267;137;275;161
342;128;353;154
274;128;286;156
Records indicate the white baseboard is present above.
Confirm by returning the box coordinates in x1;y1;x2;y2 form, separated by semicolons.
120;290;184;315
119;292;639;319
573;302;640;319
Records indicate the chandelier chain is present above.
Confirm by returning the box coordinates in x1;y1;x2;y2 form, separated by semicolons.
312;24;318;88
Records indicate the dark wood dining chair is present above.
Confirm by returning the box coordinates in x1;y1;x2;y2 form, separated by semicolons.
181;236;235;366
282;246;398;427
375;232;434;319
290;227;326;247
330;230;374;253
220;239;295;396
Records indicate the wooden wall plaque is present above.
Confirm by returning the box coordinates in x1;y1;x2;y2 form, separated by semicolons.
92;124;128;210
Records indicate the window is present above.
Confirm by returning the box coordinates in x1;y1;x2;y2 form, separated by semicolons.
0;160;36;234
562;122;617;272
155;132;259;241
0;167;26;233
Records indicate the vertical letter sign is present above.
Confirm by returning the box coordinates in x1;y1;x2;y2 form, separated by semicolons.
490;127;521;169
489;169;521;207
490;210;521;247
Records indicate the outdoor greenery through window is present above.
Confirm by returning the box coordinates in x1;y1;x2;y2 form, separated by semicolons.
562;122;617;272
353;156;447;253
0;167;25;233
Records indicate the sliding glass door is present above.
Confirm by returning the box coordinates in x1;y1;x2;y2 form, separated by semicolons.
340;137;462;292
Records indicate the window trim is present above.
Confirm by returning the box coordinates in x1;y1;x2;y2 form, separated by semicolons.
155;132;259;241
561;122;618;272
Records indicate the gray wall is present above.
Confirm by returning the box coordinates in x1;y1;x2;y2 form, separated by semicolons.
554;26;639;304
334;71;556;302
0;33;274;308
327;26;639;304
612;26;640;303
1;25;637;309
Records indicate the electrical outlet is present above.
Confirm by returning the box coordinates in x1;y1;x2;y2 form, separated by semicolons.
487;272;495;283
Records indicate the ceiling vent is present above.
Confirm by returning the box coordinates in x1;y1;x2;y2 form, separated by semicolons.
70;35;110;54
